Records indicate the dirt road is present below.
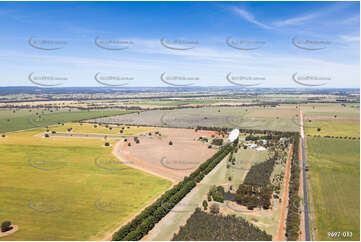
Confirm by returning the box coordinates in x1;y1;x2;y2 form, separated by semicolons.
276;144;293;241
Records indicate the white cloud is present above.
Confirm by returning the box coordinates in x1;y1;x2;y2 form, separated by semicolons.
231;7;272;30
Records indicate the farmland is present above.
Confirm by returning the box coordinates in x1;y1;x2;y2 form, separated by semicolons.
305;121;360;138
50;122;155;136
0;87;359;241
0;109;134;133
306;137;360;241
0;127;171;241
90;105;299;132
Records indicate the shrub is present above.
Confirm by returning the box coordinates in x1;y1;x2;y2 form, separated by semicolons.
128;142;131;147
202;200;208;210
169;141;173;145
211;138;223;146
1;221;11;232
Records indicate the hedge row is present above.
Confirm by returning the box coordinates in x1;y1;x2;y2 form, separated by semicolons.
112;145;233;241
285;135;301;240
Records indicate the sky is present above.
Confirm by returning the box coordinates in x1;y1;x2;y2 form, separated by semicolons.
0;1;359;88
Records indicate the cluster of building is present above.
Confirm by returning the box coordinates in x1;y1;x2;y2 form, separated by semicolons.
243;141;267;151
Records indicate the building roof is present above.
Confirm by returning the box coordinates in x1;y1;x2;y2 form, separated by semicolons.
228;128;240;142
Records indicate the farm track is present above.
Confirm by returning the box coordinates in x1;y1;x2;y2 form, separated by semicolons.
144;155;229;241
300;110;311;241
276;144;293;241
298;138;306;241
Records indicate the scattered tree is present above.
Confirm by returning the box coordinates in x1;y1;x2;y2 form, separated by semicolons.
1;221;12;232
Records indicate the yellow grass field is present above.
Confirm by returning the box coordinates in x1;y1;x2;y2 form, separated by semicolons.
0;126;171;240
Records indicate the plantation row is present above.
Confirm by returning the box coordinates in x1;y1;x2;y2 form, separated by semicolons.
307;134;360;140
171;208;272;240
196;125;298;137
112;145;233;241
285;135;301;240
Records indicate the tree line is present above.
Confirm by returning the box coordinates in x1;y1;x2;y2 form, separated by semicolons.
171;208;272;241
285;135;301;240
112;145;233;241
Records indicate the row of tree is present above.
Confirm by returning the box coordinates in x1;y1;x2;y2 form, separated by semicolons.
285;135;301;240
112;145;233;241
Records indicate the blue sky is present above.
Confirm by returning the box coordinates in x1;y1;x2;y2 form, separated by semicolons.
0;1;359;88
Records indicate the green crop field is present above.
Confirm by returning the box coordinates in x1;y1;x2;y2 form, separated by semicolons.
50;123;156;136
0;127;171;240
306;137;360;241
305;121;360;138
0;109;135;133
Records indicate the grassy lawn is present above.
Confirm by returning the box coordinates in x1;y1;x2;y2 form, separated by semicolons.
0;109;135;133
0;128;171;241
305;121;360;138
50;123;156;136
306;137;360;241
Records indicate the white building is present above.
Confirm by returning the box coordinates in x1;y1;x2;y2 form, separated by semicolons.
228;128;240;142
256;146;267;151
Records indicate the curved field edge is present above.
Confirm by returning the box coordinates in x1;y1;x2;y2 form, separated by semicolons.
306;137;360;241
0;127;171;241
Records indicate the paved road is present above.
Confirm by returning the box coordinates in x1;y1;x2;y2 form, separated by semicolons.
300;111;311;241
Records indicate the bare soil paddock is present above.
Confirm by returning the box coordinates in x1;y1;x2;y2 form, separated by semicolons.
113;128;218;181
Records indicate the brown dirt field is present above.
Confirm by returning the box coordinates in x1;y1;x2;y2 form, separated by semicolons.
114;128;218;181
276;144;293;241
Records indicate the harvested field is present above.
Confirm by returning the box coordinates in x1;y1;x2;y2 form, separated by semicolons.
113;128;218;181
89;106;299;132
